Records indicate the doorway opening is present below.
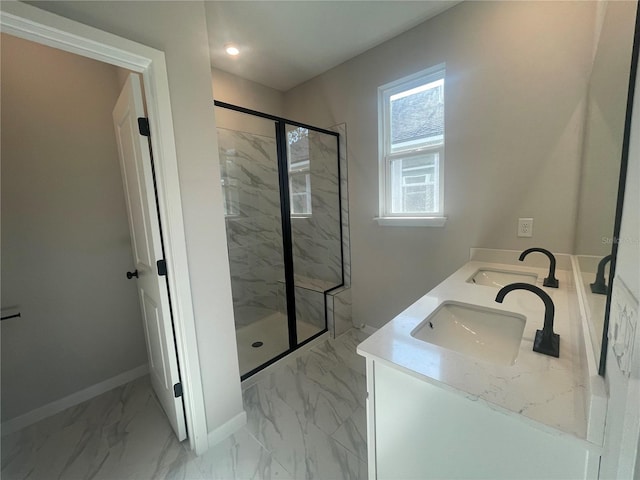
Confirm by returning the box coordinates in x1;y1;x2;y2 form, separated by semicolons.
0;1;216;453
1;31;187;441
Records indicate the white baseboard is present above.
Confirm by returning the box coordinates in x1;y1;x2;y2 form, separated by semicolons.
1;364;149;436
206;410;247;450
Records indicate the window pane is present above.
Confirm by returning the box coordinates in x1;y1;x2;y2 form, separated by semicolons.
403;175;427;185
287;127;312;215
291;174;308;194
390;153;438;214
404;191;427;212
291;193;308;214
290;173;311;215
390;79;444;152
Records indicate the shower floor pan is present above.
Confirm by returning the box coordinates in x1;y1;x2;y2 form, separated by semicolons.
236;312;321;377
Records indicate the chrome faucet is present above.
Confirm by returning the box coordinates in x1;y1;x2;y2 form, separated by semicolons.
519;247;559;288
495;282;560;358
590;254;612;295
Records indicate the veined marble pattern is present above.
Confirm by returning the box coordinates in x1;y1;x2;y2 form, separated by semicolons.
2;328;370;480
1;376;202;480
290;130;342;289
218;128;285;328
327;287;353;338
219;124;352;359
243;327;369;479
295;287;325;331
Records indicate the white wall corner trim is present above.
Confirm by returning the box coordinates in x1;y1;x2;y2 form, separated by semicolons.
0;1;209;455
206;410;247;448
1;365;149;436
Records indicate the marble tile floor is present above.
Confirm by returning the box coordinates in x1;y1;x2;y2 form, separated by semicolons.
1;327;370;480
235;313;322;377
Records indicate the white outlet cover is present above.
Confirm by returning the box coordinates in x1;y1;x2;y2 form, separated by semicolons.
609;276;638;377
518;218;533;237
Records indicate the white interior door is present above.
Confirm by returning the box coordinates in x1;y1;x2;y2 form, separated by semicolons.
113;73;187;441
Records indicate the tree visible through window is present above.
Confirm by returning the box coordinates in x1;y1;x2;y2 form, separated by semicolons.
287;127;312;216
379;66;445;218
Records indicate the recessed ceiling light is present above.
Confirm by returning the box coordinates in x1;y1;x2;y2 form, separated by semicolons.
225;44;240;56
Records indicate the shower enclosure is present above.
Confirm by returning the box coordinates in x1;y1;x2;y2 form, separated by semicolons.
214;102;343;379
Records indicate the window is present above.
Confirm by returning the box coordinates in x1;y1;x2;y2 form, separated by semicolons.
219;149;239;217
378;65;445;226
289;160;311;215
287;127;312;216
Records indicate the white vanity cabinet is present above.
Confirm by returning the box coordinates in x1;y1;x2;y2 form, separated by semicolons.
365;359;598;480
357;251;606;480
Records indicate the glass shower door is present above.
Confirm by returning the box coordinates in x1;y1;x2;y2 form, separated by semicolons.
215;102;343;379
286;124;342;343
215;108;291;377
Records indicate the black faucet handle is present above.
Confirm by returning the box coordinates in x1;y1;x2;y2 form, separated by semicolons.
533;329;560;357
590;254;612;295
590;282;608;295
519;247;559;288
495;282;559;358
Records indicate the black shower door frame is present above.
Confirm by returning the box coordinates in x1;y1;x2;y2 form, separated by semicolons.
214;101;344;380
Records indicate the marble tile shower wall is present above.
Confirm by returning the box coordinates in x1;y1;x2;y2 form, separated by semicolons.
295;288;325;329
217;128;284;328
291;130;342;286
218;125;350;335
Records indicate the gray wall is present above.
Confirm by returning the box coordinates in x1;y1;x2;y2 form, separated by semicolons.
212;67;284;137
25;0;244;435
0;34;147;421
574;0;636;256
212;67;285;116
283;1;597;328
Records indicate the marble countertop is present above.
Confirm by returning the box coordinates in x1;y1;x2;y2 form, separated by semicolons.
357;251;590;443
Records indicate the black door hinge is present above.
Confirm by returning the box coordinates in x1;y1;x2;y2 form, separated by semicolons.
173;382;183;398
138;117;150;137
157;259;167;276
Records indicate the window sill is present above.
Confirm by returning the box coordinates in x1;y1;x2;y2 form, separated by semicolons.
374;216;447;227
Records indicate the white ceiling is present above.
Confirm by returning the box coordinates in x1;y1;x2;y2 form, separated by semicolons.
204;1;461;92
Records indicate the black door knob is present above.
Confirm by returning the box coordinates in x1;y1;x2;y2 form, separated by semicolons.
126;270;139;279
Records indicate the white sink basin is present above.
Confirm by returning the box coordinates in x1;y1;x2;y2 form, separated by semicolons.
468;268;537;289
410;301;526;365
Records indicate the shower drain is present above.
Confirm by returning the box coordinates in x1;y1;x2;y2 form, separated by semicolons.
252;341;264;348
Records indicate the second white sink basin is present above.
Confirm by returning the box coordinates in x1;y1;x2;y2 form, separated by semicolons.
410;301;526;365
468;268;537;289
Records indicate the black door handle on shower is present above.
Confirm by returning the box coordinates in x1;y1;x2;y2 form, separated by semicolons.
126;270;139;279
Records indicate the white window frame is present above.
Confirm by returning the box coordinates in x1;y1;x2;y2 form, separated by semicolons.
289;160;312;218
376;64;446;227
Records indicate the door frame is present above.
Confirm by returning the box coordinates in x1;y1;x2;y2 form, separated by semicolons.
0;2;209;455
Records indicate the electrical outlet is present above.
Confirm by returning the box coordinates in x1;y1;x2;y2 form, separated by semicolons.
518;218;533;237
